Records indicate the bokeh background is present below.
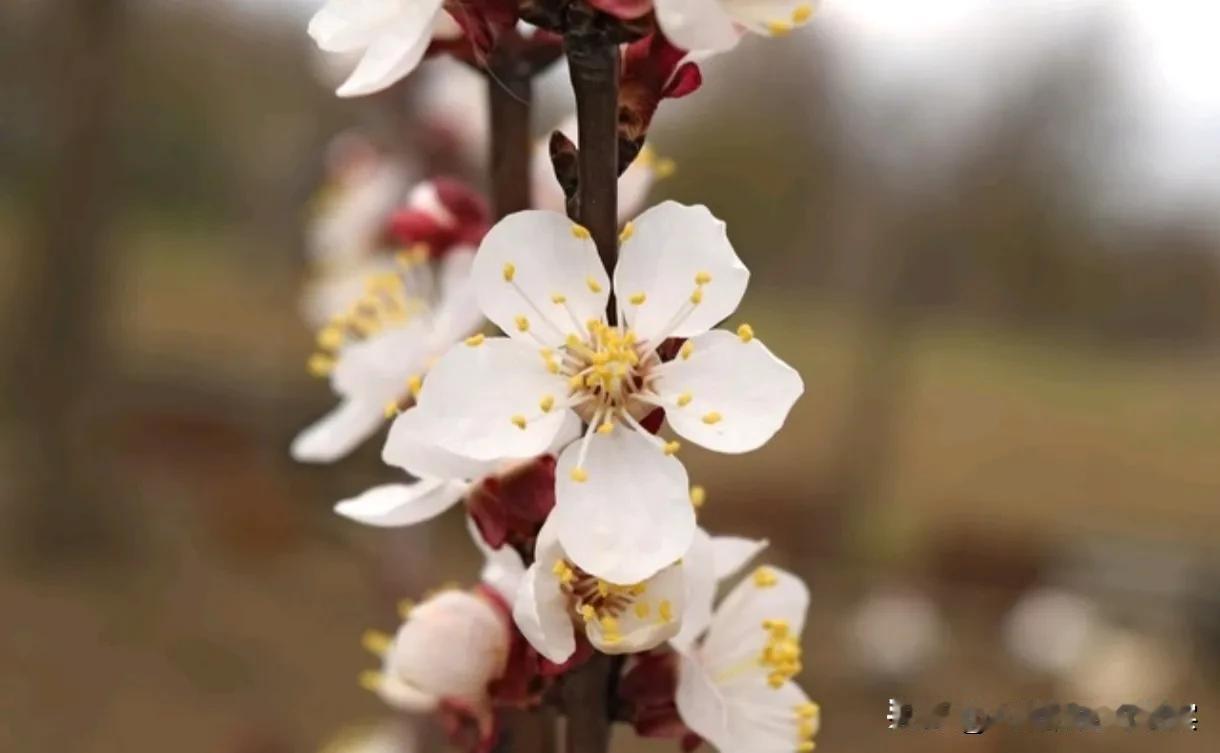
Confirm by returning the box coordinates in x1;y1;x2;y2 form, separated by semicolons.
3;0;1219;751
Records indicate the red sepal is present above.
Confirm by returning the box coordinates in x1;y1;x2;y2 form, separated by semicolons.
619;649;703;746
466;456;557;551
587;0;654;20
620;33;704;143
386;177;490;256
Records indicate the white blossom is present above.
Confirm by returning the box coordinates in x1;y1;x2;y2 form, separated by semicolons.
363;589;510;715
655;0;820;54
291;244;483;463
308;0;461;98
404;201;803;583
676;565;819;753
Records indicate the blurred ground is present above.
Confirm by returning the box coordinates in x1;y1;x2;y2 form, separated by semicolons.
3;1;1220;752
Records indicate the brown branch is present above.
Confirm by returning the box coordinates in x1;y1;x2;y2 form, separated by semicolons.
487;35;534;218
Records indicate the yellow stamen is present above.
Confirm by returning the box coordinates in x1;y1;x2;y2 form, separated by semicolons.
663;440;681;456
658;600;673;623
690;485;706;508
397;599;414;619
515;315;530;332
361;629;391;657
358;670;382;692
540;395;555;413
571;224;591;240
694;271;712;285
653;157;677;178
465;333;486;347
597;421;614;434
308;353;334;377
551;293;567;304
384;401;400;419
619;222;635;242
580;604;596;621
676;392;693;407
511;414;527;430
680;341;694;360
634;602;651;619
768;20;794;36
407;374;423;397
316;326;344;351
753;567;779;588
793;3;814;23
502;262;516;282
690;287;704;305
570;467;588;483
586;276;603;293
737;323;755;342
629;292;646;305
702;411;722;425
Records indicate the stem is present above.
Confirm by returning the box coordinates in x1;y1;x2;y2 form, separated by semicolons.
562;653;614;753
488;41;534;218
566;39;621;321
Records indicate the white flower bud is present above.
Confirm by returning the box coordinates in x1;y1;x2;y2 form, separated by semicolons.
383;590;509;709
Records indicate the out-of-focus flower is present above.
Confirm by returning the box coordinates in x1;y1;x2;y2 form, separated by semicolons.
404;202;802;583
675;565;819;753
309;0;463;97
847;588;945;679
362;589;510;728
319;721;417;753
652;0;820;54
619;34;703;147
1003;588;1101;675
1066;626;1185;703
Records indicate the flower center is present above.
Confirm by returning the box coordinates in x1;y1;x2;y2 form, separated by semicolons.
560;321;657;426
551;558;673;647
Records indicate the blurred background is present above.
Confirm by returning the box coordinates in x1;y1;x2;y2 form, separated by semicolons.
2;0;1219;751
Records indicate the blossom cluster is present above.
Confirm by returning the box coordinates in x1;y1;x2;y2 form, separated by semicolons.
296;2;822;752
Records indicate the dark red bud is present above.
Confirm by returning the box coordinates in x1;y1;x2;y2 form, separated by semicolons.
587;0;654;20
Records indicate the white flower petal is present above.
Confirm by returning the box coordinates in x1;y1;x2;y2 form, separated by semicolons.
513;524;577;663
669;529;716;652
711;536;769;581
553;428;696;584
467;517;527;603
654;0;741;55
675;652;731;747
334;480;468;528
653;329;803;454
585;562;686;654
377;674;440;713
428;248;485;347
335;3;442;97
616;202;749;344
724;0;822;40
383;405;501;481
471;210;609;348
415;337;571;461
702;566;808;673
308;0;399;53
332;319;432;404
291;398;385;463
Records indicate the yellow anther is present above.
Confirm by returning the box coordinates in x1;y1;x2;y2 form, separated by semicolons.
629;292;646;305
316;326;344;351
551;293;567;304
358;670;383;692
663;441;681;456
308;353;335;377
407;374;423;397
690;287;704;305
511;414;527;430
619;222;635;242
502;262;516;282
676;392;693;407
680;341;694;360
361;629;392;657
702;411;722;425
465;333;486;347
580;604;596;621
571;224;591;240
695;271;712;285
653;157;677;178
767;20;794;36
597;580;610;598
597;421;614;435
796;703;820;718
690;485;706;508
629;582;648;596
599;615;619;631
602;633;622;646
753;567;779;588
793;3;814;23
384;401;400;419
568;374;585;390
565;333;583;349
570;467;588;483
540;395;555;413
586;276;603;293
634;602;651;619
798;720;818;739
737;323;755;342
546;359;560;374
515;315;530;332
797;742;815;752
763;618;790;633
397;599;414;619
658;600;673;623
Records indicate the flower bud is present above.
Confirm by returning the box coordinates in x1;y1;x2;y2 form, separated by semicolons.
382;590;510;709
